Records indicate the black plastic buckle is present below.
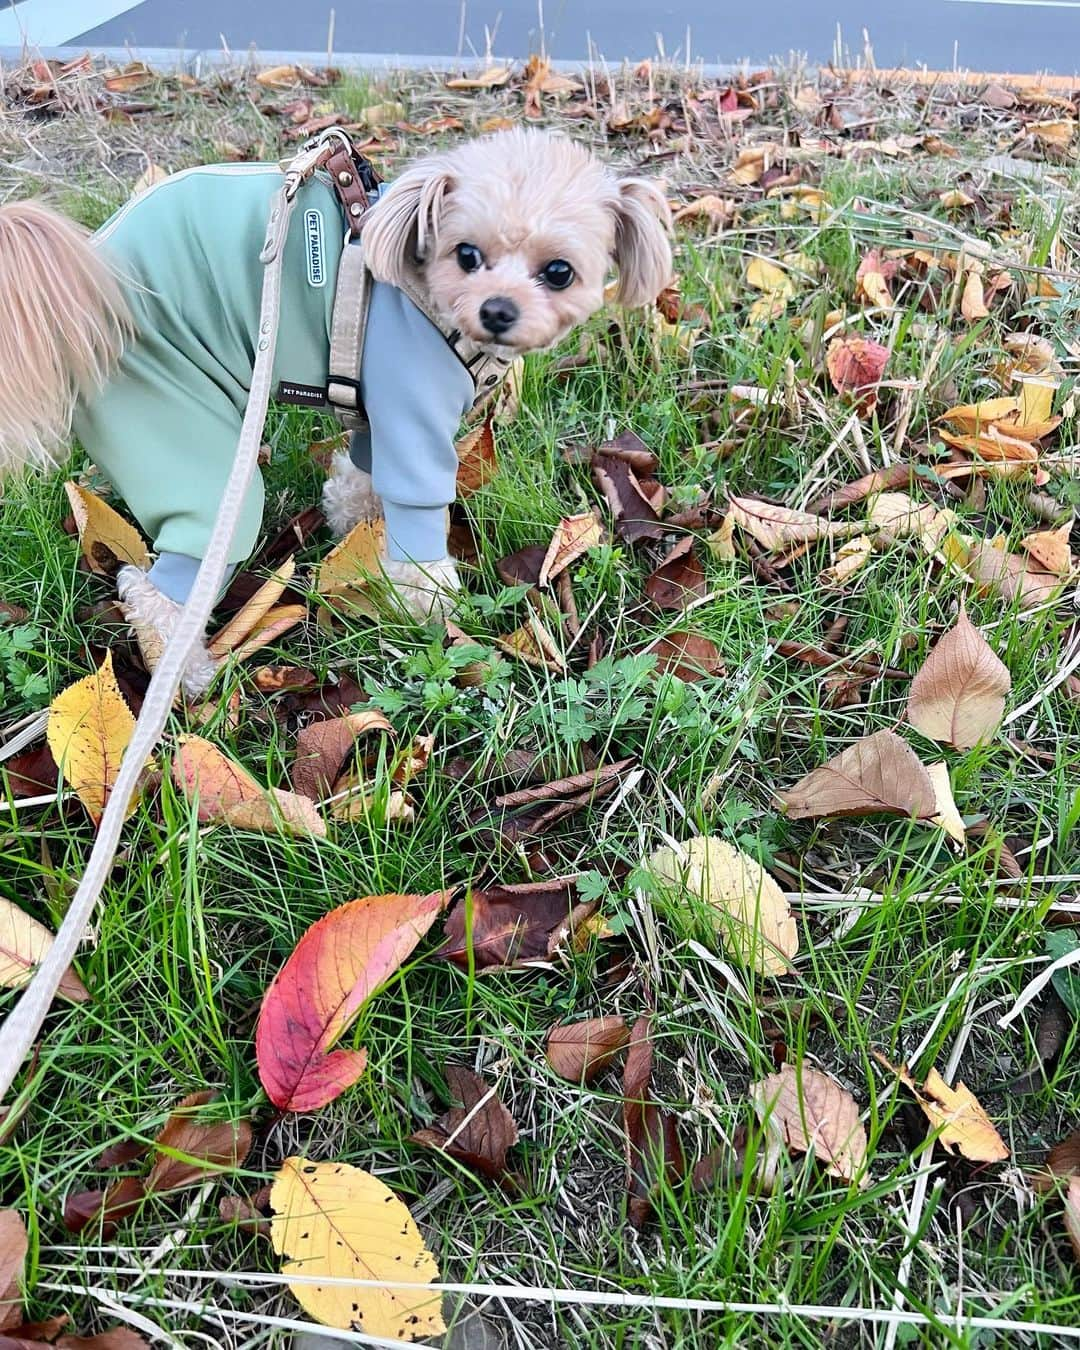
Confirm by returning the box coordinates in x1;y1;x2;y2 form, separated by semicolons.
354;155;381;196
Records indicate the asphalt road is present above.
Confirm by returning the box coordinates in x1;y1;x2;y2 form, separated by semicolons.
34;0;1080;74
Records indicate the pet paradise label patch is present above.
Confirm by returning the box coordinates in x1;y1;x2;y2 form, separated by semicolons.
305;209;326;288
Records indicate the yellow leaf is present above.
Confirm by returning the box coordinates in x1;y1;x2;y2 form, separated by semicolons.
0;897;88;1002
940;397;1021;432
820;534;872;587
229;604;307;663
961;268;989;321
890;1061;1009;1162
270;1157;444;1340
1017;377;1058;427
255;64;302;89
868;492;939;544
317;520;386;597
707;512;737;561
446;66;511;90
927;762;966;845
538;512;603;586
495;616;566;672
47;651;142;826
648;836;797;976
1021;522;1074;577
939;189;975;209
746;294;788;326
131;163;169;197
64;482;149;576
858;269;892;309
360;101;406;127
209;559;297;657
746;257;795;299
1031;118;1075;148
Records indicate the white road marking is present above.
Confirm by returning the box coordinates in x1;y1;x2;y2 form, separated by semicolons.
0;0;145;46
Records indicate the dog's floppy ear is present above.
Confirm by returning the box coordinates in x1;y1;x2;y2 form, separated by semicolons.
362;156;455;285
611;177;673;307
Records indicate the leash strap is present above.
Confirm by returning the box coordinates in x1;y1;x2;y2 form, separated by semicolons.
0;177;303;1099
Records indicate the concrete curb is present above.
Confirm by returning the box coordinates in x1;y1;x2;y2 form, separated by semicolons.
0;45;754;79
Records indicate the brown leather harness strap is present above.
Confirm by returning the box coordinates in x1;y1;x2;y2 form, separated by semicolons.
324;143;381;237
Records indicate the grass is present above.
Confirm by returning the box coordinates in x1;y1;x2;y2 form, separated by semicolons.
1;54;1080;1349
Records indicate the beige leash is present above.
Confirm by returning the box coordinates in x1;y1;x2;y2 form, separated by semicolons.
0;169;306;1098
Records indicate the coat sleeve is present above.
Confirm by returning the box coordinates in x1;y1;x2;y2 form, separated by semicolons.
360;280;475;562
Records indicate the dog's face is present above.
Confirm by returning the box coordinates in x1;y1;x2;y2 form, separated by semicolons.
362;129;673;355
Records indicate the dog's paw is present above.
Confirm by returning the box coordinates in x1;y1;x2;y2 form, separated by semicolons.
116;564;219;698
381;555;460;621
322;451;383;536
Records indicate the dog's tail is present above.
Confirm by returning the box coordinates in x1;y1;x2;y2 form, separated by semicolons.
0;201;130;474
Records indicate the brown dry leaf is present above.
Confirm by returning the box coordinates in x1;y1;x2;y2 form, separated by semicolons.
884;1059;1009;1161
0;898;89;1004
146;1091;252;1194
172;735;326;838
495;615;566;672
825;337;889;414
546;1018;630;1083
729;496;859;552
706;512;736;561
411;1065;519;1179
471;760;634;847
778;729;936;821
316;519;385;597
807;462;914;515
438;877;590;971
961;267;990;321
229;604;306;663
1049;1130;1080;1177
638;631;725;681
1021;523;1075;576
103;61;153;92
591;453;664;544
293;709;393;801
927;762;966;845
1031;118;1076;148
55;1332;150;1349
906;606;1011;750
46;651;142;826
208;559;296;657
623;1017;685;1227
255;64;302;89
64;482;149;577
750;1062;867;1182
648;836;797;976
456;415;498;497
854;249;895;309
672;194;735;230
644;538;707;609
0;1209;26;1331
63;1175;146;1238
538;513;602;586
445;67;512;90
867;492;939;544
966;539;1061;609
939;427;1039;476
1066;1177;1080;1267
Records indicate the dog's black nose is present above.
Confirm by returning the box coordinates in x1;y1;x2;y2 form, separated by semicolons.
479;296;519;336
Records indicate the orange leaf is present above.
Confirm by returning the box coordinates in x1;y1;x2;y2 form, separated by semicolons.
906;606;1011;749
171;735;326;838
256;892;449;1111
883;1058;1009;1162
1021;522;1075;576
455;415;498;497
145;1091;252;1194
825;336;889;413
208;559;296;657
750;1061;867;1181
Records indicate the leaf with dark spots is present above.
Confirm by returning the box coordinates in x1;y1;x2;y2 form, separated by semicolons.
623;1017;684;1227
591;454;664;544
637;631;725;681
63;1176;146;1237
644;537;707;609
145;1091;253;1194
3;745;59;798
438;876;595;971
496;545;546;587
411;1065;519;1179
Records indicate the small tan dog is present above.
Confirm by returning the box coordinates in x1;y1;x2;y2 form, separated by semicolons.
0;129;672;691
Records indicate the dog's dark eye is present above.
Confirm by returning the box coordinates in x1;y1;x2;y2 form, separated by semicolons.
456;243;484;273
540;259;574;290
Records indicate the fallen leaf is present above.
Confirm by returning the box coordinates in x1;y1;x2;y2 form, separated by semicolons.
746;256;795;301
317;519;386;597
778;729;937;820
171;735;326;838
927;762;966;844
672;194;736;230
807;462;914;514
292;709;393;801
1021;523;1074;576
966;540;1061;609
961;267;990;321
538;513;602;586
438;877;589;971
359;101;406;127
825;336;889;413
103;61;153;93
0;899;88;1004
1048;1129;1080;1177
64;483;149;577
411;1065;519;1178
638;632;725;681
855;249;894;308
866;491;940;546
54;1332;149;1349
1031;118;1075;148
750;1062;867;1181
446;67;512;90
706;512;736;560
455;415;498;497
255;64;302;89
906;606;1011;749
46;652;141;826
470;761;635;846
495;615;566;672
228;604;306;664
208;559;296;657
729;496;858;551
591;453;664;544
0;1210;26;1332
1066;1177;1080;1267
883;1058;1009;1162
644;538;706;609
145;1092;252;1193
546;1017;631;1083
648;836;797;976
820;534;873;586
623;1017;684;1227
63;1176;146;1238
256;892;448;1112
270;1157;444;1340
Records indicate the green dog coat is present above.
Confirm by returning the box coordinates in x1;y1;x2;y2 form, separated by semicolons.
74;164;506;602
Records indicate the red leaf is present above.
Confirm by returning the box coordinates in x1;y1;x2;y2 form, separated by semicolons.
411;1065;519;1179
622;1017;684;1227
638;631;725;680
546;1017;630;1082
256;892;449;1111
62;1176;145;1238
825;336;889;414
145;1091;252;1194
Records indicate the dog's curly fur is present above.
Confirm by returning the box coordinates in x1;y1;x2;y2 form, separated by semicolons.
0;129;672;695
